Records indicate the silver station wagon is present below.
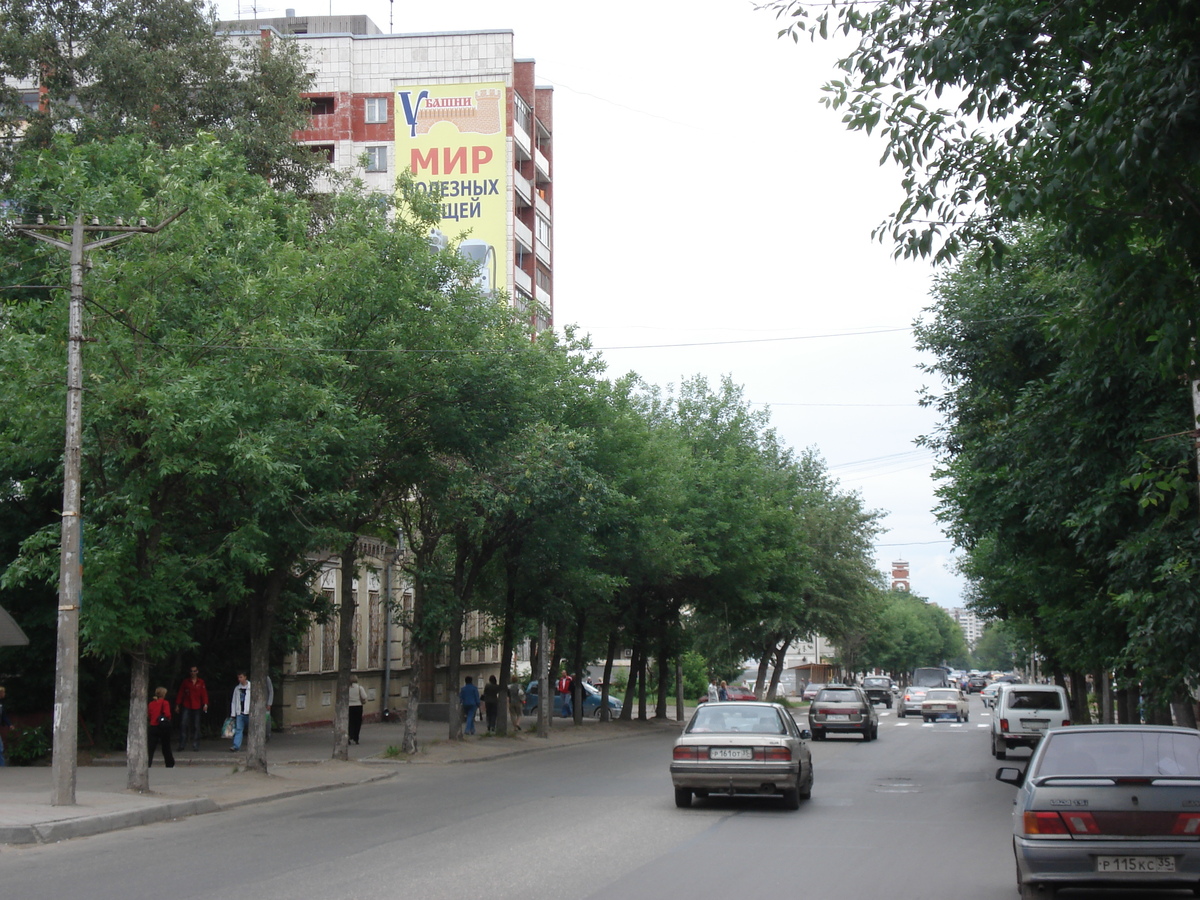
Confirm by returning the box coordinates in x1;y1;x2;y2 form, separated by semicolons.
997;725;1200;898
671;701;813;810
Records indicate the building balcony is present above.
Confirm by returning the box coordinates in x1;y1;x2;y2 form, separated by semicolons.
513;265;532;295
513;119;532;161
534;147;551;184
513;171;533;208
535;191;550;219
514;217;533;252
535;237;551;267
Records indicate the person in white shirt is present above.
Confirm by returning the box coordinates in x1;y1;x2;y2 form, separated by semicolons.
229;672;251;752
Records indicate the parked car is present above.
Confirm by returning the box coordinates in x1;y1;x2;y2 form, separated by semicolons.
980;682;1003;708
920;688;969;722
861;676;894;708
896;686;929;718
697;684;758;703
800;682;825;702
966;674;989;693
522;680;623;718
808;685;879;741
997;725;1200;898
671;701;813;809
991;683;1071;759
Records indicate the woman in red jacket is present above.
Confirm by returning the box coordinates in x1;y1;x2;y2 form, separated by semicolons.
148;686;175;768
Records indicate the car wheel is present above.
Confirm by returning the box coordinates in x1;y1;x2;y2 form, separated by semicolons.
674;787;692;808
965;711;970;723
994;734;1007;760
527;705;537;717
862;726;871;741
955;713;962;722
870;724;879;740
897;709;905;718
694;790;709;798
886;700;893;709
593;706;603;718
799;766;813;800
1018;881;1051;898
813;728;825;741
782;786;801;810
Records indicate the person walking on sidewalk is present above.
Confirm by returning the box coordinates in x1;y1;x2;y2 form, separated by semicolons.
482;675;501;733
175;665;208;751
348;675;368;745
148;686;175;768
229;672;251;752
460;676;480;735
557;670;574;718
507;679;524;732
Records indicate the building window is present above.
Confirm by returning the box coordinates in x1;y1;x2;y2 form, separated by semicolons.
365;97;388;123
365;146;387;172
310;96;335;116
535;266;551;292
535;214;551;247
513;94;531;134
308;144;334;163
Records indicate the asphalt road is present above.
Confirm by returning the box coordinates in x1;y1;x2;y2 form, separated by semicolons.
0;696;1186;900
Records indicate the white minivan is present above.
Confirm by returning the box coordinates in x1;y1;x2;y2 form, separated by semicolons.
990;683;1070;759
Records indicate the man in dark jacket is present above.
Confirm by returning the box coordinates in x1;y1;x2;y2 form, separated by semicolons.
175;666;209;751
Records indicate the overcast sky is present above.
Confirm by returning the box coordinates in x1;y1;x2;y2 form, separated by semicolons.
215;0;966;609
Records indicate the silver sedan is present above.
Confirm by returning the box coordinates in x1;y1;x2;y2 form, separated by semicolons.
671;701;814;810
997;725;1200;898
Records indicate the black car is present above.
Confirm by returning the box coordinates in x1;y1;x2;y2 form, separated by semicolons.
861;676;894;708
966;674;989;693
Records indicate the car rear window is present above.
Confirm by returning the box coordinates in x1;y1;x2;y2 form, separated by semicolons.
1036;731;1200;778
816;690;860;703
1006;690;1063;711
925;690;958;701
863;679;889;687
688;706;785;735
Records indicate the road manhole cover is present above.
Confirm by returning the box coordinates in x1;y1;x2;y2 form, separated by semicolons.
873;777;921;793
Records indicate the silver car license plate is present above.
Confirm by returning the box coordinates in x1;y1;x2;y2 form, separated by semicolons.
826;714;850;721
709;747;752;760
1095;856;1175;873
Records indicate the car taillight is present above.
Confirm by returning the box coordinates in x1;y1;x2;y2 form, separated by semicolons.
1023;811;1069;835
757;746;792;762
673;746;699;761
1062;719;1071;727
1173;814;1200;835
1000;718;1010;731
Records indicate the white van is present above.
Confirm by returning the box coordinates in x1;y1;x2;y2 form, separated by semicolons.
990;683;1071;759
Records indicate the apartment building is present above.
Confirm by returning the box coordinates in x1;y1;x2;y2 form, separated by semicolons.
223;13;554;333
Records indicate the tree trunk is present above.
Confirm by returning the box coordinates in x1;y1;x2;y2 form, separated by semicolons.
767;641;788;701
497;558;518;734
1096;670;1113;724
599;627;618;723
571;614;586;726
636;651;648;721
245;568;282;773
675;657;685;723
126;648;150;792
654;646;670;719
447;608;464;740
619;644;640;721
332;541;357;761
1171;688;1198;729
537;621;550;738
401;550;432;756
1068;671;1090;724
754;644;772;698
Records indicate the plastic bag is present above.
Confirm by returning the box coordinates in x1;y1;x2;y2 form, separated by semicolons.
221;716;235;739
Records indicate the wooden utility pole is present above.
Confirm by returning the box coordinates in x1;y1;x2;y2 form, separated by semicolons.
15;210;184;806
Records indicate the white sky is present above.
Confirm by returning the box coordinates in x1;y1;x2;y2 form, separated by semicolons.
214;0;966;609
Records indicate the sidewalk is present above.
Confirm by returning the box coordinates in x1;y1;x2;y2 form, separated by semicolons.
0;712;682;847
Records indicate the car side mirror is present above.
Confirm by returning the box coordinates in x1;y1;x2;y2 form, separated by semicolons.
995;766;1024;787
799;729;812;741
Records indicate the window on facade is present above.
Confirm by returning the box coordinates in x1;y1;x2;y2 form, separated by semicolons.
310;96;335;116
365;97;388;123
535;215;551;247
535;267;552;292
309;144;334;163
365;146;387;172
21;92;40;111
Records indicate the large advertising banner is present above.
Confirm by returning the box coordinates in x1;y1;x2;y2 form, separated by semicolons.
395;81;508;293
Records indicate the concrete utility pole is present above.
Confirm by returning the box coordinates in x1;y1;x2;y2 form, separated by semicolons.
15;210;184;806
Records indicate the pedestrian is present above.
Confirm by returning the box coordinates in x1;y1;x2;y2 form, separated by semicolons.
460;676;480;735
507;679;524;732
482;675;501;733
148;686;175;768
0;685;11;767
348;675;368;745
707;679;720;703
557;669;573;718
229;671;251;752
718;680;729;702
175;664;209;751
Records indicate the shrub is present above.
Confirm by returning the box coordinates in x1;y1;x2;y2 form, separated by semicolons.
6;724;52;766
